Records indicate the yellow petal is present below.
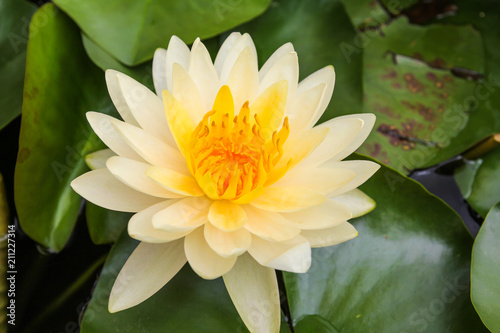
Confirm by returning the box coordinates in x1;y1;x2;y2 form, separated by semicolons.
301;222;358;247
281;199;352;230
219;33;257;84
163;35;190;92
204;223;251;258
208;200;247;231
147;165;204;197
128;201;191;243
185;227;236;279
152;197;210;232
287;83;326;133
332;189;376;218
248;235;311;273
225;47;259;111
243;205;300;241
223;253;280;333
250;186;326;212
250;80;288;140
259;51;298;102
162;89;195;156
172;63;206;123
109;240;186;312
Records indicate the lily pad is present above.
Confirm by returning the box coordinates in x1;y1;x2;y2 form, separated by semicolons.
340;0;389;29
80;231;292;332
454;159;483;199
471;202;500;332
52;0;272;66
284;157;487;332
467;145;500;217
14;4;114;252
85;203;130;245
0;0;37;130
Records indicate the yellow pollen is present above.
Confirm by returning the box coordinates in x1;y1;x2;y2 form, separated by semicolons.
187;86;290;202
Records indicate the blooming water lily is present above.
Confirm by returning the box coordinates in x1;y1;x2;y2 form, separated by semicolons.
71;32;380;333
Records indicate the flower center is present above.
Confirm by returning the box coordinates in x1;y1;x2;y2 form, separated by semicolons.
188;90;290;203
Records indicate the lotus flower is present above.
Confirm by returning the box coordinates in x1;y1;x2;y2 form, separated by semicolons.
71;32;379;333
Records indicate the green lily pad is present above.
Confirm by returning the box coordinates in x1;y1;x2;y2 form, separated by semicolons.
467;145;500;217
52;0;272;66
80;231;292;332
0;0;36;130
237;0;363;124
14;4;114;252
294;315;339;333
471;202;500;332
85;203;130;245
340;0;389;29
454;158;483;199
284;157;487;332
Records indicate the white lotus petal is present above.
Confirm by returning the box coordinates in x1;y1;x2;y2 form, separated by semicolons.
301;117;363;166
259;52;298;102
110;118;188;174
71;169;162;212
204;223;251;258
321;160;380;197
301;222;358;247
214;32;242;76
106;156;184;198
165;36;190;92
248;235;311;273
250;186;325;212
281;199;352;230
243;205;300;242
105;70;139;126
109;240;186;312
153;197;211;232
172;63;206;123
152;48;168;96
219;33;257;84
185;227;236;279
223;253;280;333
115;72;175;145
332;189;376;218
296;66;336;128
287;83;326;133
128;201;191;243
225;47;259;111
274;167;356;195
259;42;294;81
86;112;143;161
85;149;115;170
330;113;376;161
188;38;220;111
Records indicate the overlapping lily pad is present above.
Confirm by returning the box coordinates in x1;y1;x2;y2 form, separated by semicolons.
52;0;272;66
85;203;130;245
14;4;114;252
471;202;500;332
0;0;36;129
284;157;487;332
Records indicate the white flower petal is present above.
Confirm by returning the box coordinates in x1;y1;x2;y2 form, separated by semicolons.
110;118;188;174
225;47;259;111
301;117;363;166
185;227;236;279
128;201;191;243
301;222;358;247
287;83;326;133
204;223;251;258
85;149;115;170
165;36;190;92
188;38;220;111
223;253;280;333
71;169;162;212
86;112;143;161
172;63;206;123
243;205;300;242
248;235;311;273
258;51;298;103
281;199;352;230
214;32;242;76
146;165;204;196
109;240;186;312
219;33;257;84
208;200;247;231
321;160;380;197
152;48;168;96
106;156;184;198
152;196;211;232
115;72;175;146
330;113;376;161
259;42;294;81
296;66;335;128
250;186;325;212
332;189;376;218
105;70;139;126
274;166;356;195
